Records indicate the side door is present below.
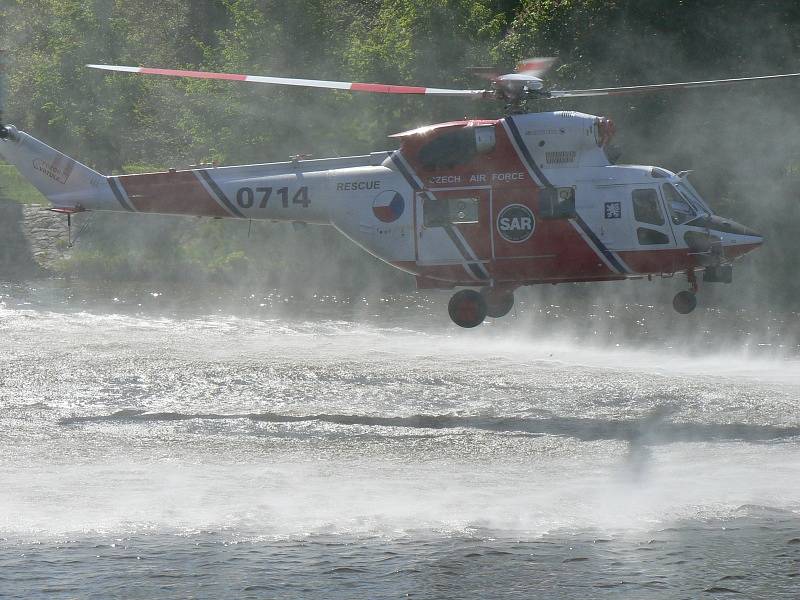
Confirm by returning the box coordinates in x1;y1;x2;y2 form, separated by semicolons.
630;187;676;249
415;187;492;265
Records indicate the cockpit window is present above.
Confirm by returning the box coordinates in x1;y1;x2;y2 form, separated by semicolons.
662;183;697;225
675;182;709;214
632;188;665;226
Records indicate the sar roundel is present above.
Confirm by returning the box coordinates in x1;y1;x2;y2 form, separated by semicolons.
372;190;405;223
497;203;535;243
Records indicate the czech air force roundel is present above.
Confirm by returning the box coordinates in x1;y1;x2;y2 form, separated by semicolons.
497;203;535;243
372;190;405;222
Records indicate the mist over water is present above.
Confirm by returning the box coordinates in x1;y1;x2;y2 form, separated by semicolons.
3;4;800;595
1;280;799;597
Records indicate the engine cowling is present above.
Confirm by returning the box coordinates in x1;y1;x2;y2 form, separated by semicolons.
511;111;615;169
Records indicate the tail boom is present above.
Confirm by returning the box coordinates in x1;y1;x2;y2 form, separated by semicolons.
0;126;354;222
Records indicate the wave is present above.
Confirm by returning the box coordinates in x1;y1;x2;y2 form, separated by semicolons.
59;409;800;444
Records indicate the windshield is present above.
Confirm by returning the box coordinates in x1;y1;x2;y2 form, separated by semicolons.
662;183;697;225
675;181;711;215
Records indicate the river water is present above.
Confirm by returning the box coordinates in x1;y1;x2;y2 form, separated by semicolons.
0;281;798;598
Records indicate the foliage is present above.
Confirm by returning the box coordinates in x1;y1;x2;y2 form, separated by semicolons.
1;0;799;304
0;164;47;204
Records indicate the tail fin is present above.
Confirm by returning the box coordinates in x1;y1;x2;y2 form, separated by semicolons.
0;52;106;209
0;126;106;207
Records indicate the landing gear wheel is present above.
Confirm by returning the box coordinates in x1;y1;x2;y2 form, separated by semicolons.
481;288;515;318
673;290;697;314
448;289;487;328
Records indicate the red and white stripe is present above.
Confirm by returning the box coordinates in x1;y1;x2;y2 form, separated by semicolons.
88;64;800;101
86;64;485;97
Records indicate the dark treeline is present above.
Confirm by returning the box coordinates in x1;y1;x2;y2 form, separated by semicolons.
1;1;799;307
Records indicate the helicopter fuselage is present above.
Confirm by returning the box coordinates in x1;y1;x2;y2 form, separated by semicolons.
0;110;763;324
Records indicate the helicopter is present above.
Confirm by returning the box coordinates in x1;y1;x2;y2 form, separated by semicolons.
0;57;789;327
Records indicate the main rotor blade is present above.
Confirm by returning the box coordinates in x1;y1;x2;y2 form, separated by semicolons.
549;72;800;98
87;64;485;97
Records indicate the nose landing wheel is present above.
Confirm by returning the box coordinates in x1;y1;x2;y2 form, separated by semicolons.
672;290;697;314
448;289;487;328
673;268;699;314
